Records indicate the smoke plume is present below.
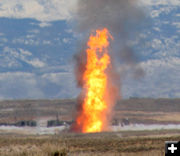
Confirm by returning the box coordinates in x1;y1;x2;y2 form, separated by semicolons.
74;0;144;78
72;0;144;132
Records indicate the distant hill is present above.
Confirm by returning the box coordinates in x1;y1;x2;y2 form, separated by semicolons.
0;98;180;125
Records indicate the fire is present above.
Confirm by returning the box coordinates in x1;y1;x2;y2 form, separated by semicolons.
75;28;113;133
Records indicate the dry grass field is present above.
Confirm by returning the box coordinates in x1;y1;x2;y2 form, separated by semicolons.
0;130;180;156
0;98;180;155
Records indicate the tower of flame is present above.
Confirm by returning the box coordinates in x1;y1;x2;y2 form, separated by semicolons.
75;28;114;133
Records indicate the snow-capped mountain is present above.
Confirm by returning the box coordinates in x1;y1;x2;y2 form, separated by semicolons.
0;0;179;99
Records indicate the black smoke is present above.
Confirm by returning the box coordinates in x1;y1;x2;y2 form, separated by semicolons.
71;0;145;132
73;0;145;86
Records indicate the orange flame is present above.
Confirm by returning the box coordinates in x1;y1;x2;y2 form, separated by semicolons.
75;28;114;133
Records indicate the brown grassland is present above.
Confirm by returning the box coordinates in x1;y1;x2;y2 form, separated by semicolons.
0;130;180;156
0;98;180;155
